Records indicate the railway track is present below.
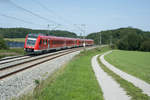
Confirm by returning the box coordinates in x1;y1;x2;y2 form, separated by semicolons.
0;55;30;65
0;47;82;80
0;55;24;62
0;48;79;65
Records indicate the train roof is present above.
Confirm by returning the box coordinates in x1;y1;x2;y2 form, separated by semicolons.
27;33;93;41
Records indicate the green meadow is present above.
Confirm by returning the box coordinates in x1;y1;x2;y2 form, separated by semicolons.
5;38;25;42
105;50;150;84
0;48;25;59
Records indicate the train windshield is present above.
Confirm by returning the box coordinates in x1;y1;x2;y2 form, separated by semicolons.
27;39;36;46
26;34;39;46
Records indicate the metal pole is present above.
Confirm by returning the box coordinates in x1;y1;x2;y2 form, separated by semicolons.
100;32;101;45
110;35;112;45
80;33;82;39
81;24;86;50
47;24;50;36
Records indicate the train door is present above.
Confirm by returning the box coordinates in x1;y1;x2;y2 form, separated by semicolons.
48;39;50;49
39;39;43;49
42;39;46;49
64;39;66;48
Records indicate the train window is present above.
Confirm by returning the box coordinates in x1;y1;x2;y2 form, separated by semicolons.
43;40;47;45
67;40;73;44
59;40;64;44
48;40;50;45
27;39;36;46
52;40;54;44
46;40;48;44
52;40;64;44
40;40;42;45
52;40;56;44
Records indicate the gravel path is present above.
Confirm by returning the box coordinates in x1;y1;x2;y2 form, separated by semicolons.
100;51;150;96
91;55;130;100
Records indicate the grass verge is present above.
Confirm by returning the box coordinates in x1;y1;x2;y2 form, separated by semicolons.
5;38;25;42
18;46;111;100
97;55;150;100
0;48;25;59
104;50;150;84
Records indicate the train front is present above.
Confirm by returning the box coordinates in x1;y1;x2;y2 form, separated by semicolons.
24;34;39;53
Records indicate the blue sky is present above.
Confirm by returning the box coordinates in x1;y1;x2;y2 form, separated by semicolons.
0;0;150;35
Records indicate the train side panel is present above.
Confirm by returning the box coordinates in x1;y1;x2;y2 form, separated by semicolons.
24;33;94;54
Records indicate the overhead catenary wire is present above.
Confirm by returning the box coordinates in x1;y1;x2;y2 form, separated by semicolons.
0;13;47;27
1;0;85;35
32;0;76;32
31;0;72;24
8;0;59;25
8;0;76;33
0;14;33;25
31;0;85;34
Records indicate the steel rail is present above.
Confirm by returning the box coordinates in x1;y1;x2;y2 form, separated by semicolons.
0;48;81;80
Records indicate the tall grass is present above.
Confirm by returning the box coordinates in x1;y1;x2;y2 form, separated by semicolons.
0;48;25;59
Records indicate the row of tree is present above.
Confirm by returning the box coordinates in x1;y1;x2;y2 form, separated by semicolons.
0;28;78;38
86;27;150;52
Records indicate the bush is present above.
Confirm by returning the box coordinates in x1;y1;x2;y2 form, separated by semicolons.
0;35;8;49
116;38;129;50
110;44;116;49
116;33;142;51
140;40;150;51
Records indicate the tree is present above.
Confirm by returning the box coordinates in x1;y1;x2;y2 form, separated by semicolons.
86;27;150;51
0;28;78;38
140;40;150;51
0;35;8;49
116;38;129;50
127;33;141;50
86;33;99;45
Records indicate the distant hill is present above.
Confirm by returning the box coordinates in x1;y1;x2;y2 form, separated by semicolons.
87;27;150;44
87;27;150;51
0;28;78;38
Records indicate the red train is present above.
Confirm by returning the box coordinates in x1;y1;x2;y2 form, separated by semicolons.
24;33;94;53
